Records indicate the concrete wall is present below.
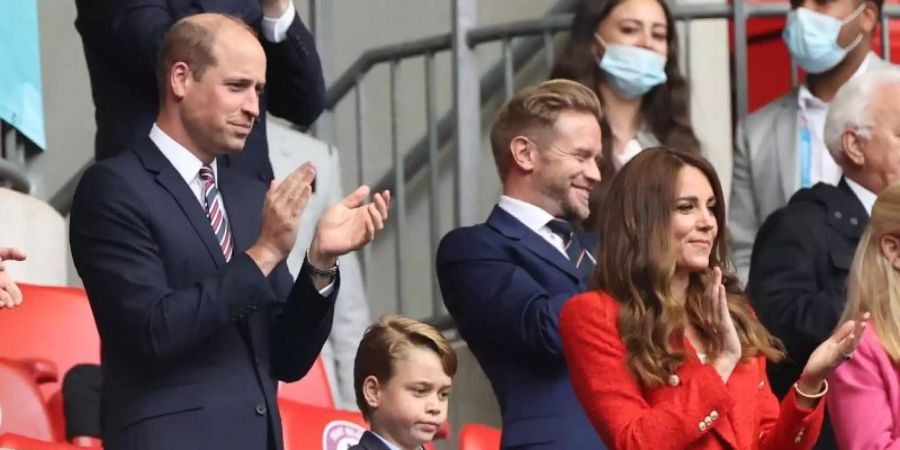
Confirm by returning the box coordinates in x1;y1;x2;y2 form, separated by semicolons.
0;188;67;286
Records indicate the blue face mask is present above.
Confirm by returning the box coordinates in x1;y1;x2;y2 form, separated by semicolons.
783;4;865;74
595;35;668;99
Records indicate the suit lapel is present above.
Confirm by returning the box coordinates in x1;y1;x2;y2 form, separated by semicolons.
774;94;799;203
216;167;257;254
134;138;225;268
486;206;582;284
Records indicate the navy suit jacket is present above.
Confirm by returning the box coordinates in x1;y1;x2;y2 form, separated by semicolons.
436;206;606;449
74;0;326;183
348;431;424;450
69;137;337;450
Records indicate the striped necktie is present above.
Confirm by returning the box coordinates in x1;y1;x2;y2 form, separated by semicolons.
199;165;233;261
546;219;594;278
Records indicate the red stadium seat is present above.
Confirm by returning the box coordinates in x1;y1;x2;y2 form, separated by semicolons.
458;423;502;450
0;358;55;441
278;356;335;409
0;284;100;400
0;434;90;450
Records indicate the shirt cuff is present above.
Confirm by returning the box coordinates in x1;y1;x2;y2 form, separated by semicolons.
261;1;296;43
316;279;335;297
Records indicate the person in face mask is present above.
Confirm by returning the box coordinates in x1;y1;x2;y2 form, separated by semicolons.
729;0;889;289
551;0;702;232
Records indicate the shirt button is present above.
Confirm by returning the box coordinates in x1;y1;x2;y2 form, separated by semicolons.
699;422;707;431
710;410;719;420
668;374;681;387
255;404;267;416
704;417;713;426
759;380;765;389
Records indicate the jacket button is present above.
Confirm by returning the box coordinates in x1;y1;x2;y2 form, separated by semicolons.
850;217;859;226
834;211;843;219
668;374;680;387
255;404;267;416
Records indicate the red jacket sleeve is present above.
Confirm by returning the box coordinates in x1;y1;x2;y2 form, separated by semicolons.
560;291;733;449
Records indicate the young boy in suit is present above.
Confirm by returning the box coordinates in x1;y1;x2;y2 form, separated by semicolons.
349;316;456;450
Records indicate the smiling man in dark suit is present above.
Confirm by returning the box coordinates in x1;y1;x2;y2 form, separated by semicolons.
436;79;606;449
70;14;389;450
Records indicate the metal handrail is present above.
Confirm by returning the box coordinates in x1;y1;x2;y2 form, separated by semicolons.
0;122;32;194
0;159;30;193
325;34;453;110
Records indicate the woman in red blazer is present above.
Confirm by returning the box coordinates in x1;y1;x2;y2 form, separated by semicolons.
560;148;868;450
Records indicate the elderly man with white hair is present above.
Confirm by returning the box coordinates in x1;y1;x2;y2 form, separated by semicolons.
746;68;900;450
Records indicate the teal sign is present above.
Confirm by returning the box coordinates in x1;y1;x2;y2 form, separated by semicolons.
0;0;45;150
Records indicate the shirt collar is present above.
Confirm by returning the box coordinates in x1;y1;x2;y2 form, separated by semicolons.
798;52;873;110
369;431;405;450
149;123;218;185
845;177;877;216
497;195;558;233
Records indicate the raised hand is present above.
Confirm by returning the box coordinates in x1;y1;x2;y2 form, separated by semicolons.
0;248;26;309
247;163;316;275
798;313;869;394
308;185;391;268
706;267;741;382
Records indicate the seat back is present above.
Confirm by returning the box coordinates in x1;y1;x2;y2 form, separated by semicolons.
277;399;437;450
278;398;366;450
458;423;502;450
0;284;100;398
277;356;335;409
0;358;54;441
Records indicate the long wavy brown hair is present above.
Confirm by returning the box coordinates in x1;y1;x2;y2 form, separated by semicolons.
551;0;701;230
594;148;784;387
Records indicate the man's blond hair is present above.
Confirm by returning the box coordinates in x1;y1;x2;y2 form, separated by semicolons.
489;79;602;180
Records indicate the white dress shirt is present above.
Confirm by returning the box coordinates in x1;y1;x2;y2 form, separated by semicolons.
370;432;405;450
497;195;570;259
150;124;333;293
845;177;877;216
150;123;228;219
260;2;296;43
797;52;873;187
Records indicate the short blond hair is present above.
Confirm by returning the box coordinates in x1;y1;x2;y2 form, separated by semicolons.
489;79;602;180
353;315;457;419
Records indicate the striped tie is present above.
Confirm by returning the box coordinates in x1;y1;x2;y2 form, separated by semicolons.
199;165;233;261
546;219;594;278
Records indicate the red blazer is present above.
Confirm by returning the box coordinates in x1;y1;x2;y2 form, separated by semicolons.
559;291;825;450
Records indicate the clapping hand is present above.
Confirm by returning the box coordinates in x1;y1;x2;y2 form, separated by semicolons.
309;186;391;268
706;267;742;382
798;313;869;394
0;247;26;309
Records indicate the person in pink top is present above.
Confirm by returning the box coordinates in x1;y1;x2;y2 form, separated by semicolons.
829;181;900;449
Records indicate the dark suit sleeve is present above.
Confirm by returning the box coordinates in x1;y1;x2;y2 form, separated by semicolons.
747;209;844;358
436;230;567;361
259;12;326;127
268;263;337;382
70;163;278;364
111;0;325;126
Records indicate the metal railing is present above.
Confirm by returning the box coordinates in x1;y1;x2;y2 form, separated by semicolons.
316;0;900;329
0;121;32;194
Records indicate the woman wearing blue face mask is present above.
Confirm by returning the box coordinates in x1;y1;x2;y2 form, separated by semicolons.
551;0;701;231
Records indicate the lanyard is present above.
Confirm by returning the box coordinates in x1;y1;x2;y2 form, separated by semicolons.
799;113;813;189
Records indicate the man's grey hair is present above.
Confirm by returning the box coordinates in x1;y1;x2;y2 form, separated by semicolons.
825;69;900;166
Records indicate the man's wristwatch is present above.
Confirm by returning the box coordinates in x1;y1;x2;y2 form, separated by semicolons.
305;248;339;279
